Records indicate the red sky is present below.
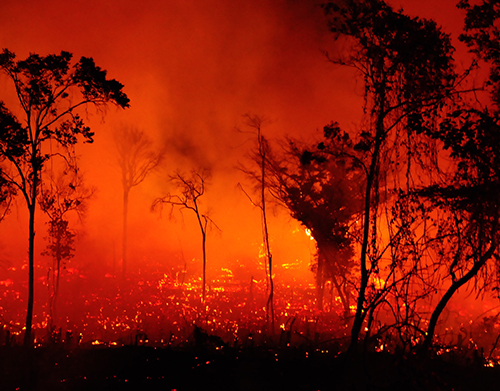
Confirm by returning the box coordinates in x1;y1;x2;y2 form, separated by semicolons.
0;0;468;281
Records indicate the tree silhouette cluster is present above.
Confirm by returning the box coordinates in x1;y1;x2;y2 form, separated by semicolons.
251;0;500;356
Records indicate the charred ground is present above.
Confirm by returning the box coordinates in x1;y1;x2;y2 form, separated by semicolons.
2;341;500;391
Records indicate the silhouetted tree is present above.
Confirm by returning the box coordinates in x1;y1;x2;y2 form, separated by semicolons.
416;0;500;350
322;0;456;353
0;49;129;346
265;123;364;317
39;150;92;334
238;114;274;333
417;108;500;351
238;115;275;331
152;169;216;303
114;126;163;278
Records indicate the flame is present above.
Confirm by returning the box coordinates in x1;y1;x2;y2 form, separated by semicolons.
0;279;13;287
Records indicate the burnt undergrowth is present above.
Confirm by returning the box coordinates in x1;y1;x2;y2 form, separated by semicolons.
2;334;500;391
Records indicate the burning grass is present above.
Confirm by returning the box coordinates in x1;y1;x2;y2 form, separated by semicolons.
1;262;500;358
0;262;349;349
2;262;500;390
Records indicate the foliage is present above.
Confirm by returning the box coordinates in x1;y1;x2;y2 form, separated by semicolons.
459;0;500;106
323;0;456;129
265;123;364;314
0;48;128;346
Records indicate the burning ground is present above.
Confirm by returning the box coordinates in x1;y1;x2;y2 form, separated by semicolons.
3;0;500;390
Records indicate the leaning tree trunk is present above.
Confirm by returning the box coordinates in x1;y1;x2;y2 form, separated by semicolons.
421;240;497;351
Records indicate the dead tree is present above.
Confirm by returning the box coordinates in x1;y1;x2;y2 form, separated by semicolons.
114;126;163;278
152;169;216;303
238;115;275;333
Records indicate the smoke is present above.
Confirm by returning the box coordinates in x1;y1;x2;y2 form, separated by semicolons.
0;0;465;283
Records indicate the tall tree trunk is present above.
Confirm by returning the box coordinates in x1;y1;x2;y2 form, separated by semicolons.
262;201;274;331
201;230;206;303
317;244;350;315
260;131;274;332
122;188;129;278
348;106;385;354
331;274;350;318
24;198;36;347
316;251;325;311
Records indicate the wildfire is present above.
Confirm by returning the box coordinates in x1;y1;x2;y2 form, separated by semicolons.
0;258;498;363
0;279;13;287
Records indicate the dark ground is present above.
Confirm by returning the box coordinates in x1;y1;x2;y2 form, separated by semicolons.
1;344;500;391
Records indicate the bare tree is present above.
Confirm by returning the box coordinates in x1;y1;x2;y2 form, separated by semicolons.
152;169;216;303
238;115;275;332
114;126;163;277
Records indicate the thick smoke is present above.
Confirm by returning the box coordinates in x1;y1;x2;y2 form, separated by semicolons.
0;0;464;281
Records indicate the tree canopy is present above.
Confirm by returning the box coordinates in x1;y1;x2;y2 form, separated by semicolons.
0;49;129;346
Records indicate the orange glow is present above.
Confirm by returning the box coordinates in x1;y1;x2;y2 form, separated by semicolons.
0;0;497;366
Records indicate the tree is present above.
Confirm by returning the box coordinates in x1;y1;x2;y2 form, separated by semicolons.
152;169;216;303
39;150;92;334
265;123;364;317
238;115;275;331
114;126;163;278
417;108;500;351
321;0;456;353
0;49;129;346
415;0;500;350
